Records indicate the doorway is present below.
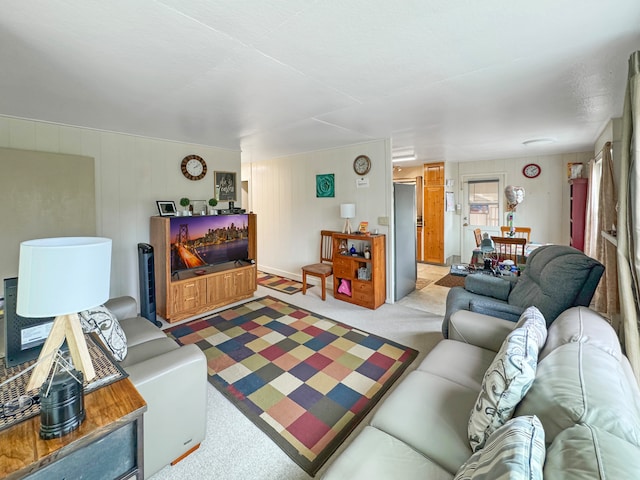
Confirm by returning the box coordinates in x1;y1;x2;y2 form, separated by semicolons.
460;174;505;263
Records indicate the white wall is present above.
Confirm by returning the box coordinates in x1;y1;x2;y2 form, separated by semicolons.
246;139;393;297
456;151;593;246
0;115;241;304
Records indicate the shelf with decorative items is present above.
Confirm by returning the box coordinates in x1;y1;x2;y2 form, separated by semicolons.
332;232;386;309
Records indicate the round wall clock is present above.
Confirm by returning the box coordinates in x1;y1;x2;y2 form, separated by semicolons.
353;155;371;175
522;163;541;179
181;155;207;181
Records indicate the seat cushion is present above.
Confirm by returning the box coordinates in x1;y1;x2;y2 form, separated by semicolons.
455;416;545;480
370;370;476;474
322;426;453;480
544;424;640;479
302;263;332;275
417;340;496;391
119;337;179;368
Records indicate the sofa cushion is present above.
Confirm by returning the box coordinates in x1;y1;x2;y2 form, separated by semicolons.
455;415;545;480
544;424;640;479
516;342;640;446
540;306;621;361
322;426;454;480
79;305;128;361
119;337;179;368
119;316;167;348
513;306;547;350
417;339;497;391
370;371;476;474
468;311;542;451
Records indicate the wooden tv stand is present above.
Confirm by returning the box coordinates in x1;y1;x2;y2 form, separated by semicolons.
150;214;257;323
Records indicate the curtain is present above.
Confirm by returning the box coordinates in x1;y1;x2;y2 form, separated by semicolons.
593;144;619;325
618;51;640;383
584;158;598;259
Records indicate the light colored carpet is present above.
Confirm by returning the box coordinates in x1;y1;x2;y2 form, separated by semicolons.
150;276;446;480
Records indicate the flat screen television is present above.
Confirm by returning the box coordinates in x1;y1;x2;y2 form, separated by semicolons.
170;214;250;276
3;277;56;367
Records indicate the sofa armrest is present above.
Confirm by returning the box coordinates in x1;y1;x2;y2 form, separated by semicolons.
464;274;513;301
104;296;138;321
469;298;524;322
448;310;517;352
123;344;207;478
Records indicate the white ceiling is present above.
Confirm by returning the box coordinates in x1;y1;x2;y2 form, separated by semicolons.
1;1;639;164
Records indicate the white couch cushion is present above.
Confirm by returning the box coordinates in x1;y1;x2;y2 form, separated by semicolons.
322;426;453;480
370;371;476;474
516;342;640;446
417;339;496;391
455;415;545;480
540;306;621;361
544;424;640;479
468;308;544;451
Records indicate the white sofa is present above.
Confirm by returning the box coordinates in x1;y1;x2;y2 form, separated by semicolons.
322;306;640;479
105;296;208;479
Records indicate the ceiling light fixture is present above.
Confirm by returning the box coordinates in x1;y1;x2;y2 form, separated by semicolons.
522;137;556;146
392;155;417;162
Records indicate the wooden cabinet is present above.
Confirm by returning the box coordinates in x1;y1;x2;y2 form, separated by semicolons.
332;233;386;309
569;178;588;251
423;162;444;263
150;214;257;323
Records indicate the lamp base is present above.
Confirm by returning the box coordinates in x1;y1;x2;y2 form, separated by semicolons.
39;369;85;440
342;219;352;234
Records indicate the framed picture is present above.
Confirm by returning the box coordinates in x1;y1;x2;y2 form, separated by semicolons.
156;200;176;216
215;171;237;202
316;173;335;198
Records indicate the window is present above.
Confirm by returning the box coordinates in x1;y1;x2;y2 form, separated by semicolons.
468;179;500;226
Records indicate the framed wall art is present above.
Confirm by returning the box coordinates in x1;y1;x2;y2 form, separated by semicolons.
156;200;176;216
316;173;335;198
215;171;237;202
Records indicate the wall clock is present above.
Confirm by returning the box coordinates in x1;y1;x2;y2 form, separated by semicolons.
181;155;207;181
522;163;541;179
353;155;371;176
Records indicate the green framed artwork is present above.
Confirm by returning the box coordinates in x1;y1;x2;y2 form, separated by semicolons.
316;174;335;198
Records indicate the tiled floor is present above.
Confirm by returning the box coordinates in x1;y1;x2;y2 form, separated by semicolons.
397;263;451;316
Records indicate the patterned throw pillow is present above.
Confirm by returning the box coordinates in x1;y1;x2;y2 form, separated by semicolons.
468;307;546;452
79;305;128;361
456;415;546;480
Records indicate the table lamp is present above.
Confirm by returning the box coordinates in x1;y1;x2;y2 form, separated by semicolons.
340;203;356;234
17;237;112;438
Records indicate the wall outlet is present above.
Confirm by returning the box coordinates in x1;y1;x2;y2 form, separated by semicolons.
378;216;389;226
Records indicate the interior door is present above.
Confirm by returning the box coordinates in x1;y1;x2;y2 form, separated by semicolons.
461;175;504;263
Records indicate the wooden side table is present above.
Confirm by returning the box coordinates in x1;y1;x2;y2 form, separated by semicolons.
0;377;146;480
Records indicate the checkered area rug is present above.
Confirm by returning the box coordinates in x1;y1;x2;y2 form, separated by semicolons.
257;271;308;295
165;296;418;475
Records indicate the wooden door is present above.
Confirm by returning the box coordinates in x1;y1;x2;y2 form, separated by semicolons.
423;162;444;263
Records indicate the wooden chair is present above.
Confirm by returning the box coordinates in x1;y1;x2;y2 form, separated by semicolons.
491;236;527;264
301;230;334;300
473;228;482;247
500;226;531;242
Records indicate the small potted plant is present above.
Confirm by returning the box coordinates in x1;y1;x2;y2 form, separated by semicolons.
208;198;218;215
179;197;190;216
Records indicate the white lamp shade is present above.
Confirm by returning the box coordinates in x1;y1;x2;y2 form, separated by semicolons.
340;203;356;219
17;237;112;317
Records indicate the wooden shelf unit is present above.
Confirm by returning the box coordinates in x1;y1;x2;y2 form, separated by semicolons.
150;213;257;323
332;233;386;309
